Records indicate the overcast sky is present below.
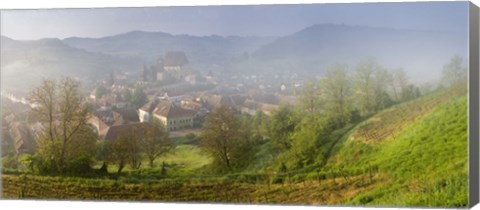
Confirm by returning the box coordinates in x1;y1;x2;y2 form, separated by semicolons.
0;1;468;40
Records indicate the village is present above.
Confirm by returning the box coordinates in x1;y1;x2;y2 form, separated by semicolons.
0;2;471;206
1;50;300;156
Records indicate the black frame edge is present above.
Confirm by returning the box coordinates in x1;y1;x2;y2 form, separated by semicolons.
469;1;480;208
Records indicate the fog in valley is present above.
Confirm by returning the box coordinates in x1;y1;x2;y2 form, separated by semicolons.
0;2;468;95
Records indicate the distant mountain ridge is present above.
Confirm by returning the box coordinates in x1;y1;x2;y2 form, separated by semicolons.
1;24;467;93
0;35;140;92
63;31;276;65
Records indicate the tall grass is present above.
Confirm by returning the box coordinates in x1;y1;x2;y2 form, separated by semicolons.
344;95;468;207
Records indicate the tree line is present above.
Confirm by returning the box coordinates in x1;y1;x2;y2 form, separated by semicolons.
11;56;466;177
21;78;173;176
199;56;467;174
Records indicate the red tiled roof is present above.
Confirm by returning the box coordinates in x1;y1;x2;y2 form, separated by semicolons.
92;110;124;126
152;100;196;118
9;122;33;154
114;108;140;122
104;122;151;142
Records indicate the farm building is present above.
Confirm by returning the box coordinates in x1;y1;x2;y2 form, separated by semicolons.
139;98;197;131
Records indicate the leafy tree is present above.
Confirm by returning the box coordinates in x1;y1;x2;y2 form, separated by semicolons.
442;55;467;90
251;111;268;141
200;105;254;172
391;68;409;101
298;80;323;114
109;133;132;175
126;129;143;170
401;84;422;101
95;141;111;174
289;115;329;169
231;115;260;169
29;78;96;174
372;67;394;111
354;59;394;115
268;104;299;152
107;125;145;174
354;59;378;115
140;122;175;168
320;64;352;127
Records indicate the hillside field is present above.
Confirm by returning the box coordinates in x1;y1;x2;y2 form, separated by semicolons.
1;89;468;207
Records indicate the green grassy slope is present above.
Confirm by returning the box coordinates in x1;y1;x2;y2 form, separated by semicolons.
328;93;468;207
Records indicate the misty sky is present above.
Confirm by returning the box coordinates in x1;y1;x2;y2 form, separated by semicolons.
0;2;469;40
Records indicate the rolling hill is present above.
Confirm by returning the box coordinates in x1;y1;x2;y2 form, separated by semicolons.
1;24;466;93
1;89;467;207
324;89;468;207
0;36;141;93
246;24;467;82
63;31;275;67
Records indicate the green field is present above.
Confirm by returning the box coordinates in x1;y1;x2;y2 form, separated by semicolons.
96;144;211;175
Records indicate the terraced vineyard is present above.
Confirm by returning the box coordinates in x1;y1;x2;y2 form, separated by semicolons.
1;172;385;205
350;89;463;144
328;91;468;207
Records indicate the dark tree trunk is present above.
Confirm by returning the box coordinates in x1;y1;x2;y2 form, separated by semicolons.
100;162;108;174
149;158;154;168
117;160;125;175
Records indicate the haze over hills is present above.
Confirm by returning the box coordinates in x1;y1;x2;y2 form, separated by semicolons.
0;35;141;93
1;24;467;93
0;4;470;207
63;31;276;66
62;24;466;83
246;24;467;82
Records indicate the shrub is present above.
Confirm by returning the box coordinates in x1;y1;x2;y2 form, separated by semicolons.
2;155;19;170
64;155;93;175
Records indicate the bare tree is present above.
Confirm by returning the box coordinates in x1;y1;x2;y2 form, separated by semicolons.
57;77;90;169
30;80;57;141
29;78;95;173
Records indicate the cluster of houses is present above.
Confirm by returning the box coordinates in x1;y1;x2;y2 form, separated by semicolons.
1;97;39;156
89;85;132;110
1;50;299;156
2;114;35;155
87;90;291;139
